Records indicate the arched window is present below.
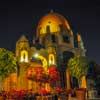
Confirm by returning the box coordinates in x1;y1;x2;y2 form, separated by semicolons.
51;34;56;43
46;25;50;33
20;50;28;62
49;54;55;65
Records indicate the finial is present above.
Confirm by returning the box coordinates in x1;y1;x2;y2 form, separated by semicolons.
77;33;85;50
77;33;81;42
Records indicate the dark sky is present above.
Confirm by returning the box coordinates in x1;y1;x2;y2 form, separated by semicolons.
0;0;100;64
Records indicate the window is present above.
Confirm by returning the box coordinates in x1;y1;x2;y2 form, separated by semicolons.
46;25;50;33
20;50;28;62
62;35;69;43
49;54;55;65
51;34;56;43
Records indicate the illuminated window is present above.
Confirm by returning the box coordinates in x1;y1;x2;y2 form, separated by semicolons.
20;50;28;62
49;54;55;65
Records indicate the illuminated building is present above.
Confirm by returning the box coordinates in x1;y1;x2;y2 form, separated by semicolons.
4;12;86;91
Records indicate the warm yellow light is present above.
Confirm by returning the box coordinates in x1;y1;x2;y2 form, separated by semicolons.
77;33;81;42
37;13;70;35
49;54;55;65
81;76;87;88
20;50;28;62
40;20;60;34
34;53;48;71
34;53;39;58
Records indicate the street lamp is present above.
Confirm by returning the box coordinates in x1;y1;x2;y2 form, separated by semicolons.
33;53;48;72
34;53;39;58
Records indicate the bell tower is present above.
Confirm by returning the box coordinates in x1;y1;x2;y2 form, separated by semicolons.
16;35;30;90
16;35;30;63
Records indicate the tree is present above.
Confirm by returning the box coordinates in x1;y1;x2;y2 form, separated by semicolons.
0;48;17;90
68;55;89;87
87;61;99;89
87;61;96;78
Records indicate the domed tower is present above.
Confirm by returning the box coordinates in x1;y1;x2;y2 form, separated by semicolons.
36;12;74;46
36;12;74;67
16;35;30;89
36;12;83;88
36;12;76;88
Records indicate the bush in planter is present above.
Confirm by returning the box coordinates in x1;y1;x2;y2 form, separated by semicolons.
68;55;89;100
68;55;89;88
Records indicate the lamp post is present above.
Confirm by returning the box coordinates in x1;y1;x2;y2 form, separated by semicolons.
33;53;60;96
34;53;49;84
34;53;48;100
34;53;48;72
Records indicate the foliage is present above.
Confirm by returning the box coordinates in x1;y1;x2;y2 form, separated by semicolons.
87;61;99;89
38;89;50;95
87;61;96;78
68;55;89;82
27;66;60;83
48;67;60;83
0;48;17;78
27;67;44;82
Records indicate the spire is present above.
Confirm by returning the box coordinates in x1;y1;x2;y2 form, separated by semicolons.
19;35;28;42
77;33;85;49
77;33;81;43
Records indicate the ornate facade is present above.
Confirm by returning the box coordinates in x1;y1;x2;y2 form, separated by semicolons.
5;12;86;91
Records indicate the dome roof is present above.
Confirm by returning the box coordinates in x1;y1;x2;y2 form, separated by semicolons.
36;12;70;35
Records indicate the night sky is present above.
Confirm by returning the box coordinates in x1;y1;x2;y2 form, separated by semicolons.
0;0;100;64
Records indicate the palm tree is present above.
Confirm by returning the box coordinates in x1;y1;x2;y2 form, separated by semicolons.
68;55;89;88
0;48;17;90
